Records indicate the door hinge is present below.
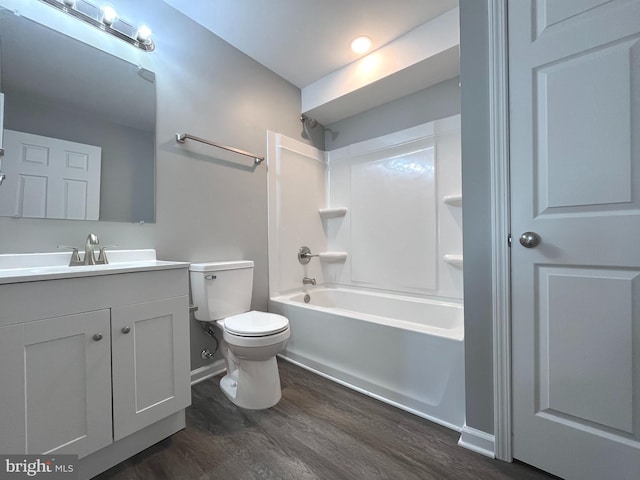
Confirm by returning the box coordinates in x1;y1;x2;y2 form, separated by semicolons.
507;234;512;247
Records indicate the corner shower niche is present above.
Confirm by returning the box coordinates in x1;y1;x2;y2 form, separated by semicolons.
267;114;462;301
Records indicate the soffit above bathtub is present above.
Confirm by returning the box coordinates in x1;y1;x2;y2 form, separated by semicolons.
161;0;460;125
302;8;460;125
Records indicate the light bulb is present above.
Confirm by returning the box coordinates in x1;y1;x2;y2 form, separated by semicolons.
350;35;372;54
136;25;152;44
101;6;119;27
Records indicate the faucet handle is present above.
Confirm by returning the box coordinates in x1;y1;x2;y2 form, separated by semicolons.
96;245;117;265
58;245;83;266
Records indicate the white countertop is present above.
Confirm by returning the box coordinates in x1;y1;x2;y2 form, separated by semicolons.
0;250;189;284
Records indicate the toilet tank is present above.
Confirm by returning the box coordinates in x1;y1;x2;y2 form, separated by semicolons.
189;260;254;322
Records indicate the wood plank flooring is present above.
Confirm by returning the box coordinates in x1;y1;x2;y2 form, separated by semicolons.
96;360;557;480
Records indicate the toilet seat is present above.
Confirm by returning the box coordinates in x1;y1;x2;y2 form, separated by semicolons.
223;311;289;337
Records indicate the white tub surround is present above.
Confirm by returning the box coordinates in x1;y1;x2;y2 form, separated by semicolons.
271;287;465;431
267;115;462;301
325;115;462;300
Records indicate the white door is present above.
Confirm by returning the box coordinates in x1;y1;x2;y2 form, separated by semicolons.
0;130;101;219
111;296;191;441
0;310;113;458
510;1;640;479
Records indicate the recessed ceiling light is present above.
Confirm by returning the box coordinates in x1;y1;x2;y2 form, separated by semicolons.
350;35;372;54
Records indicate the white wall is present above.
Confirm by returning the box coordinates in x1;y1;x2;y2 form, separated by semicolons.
0;0;321;371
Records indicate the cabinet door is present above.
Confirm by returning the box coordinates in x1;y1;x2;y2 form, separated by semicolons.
111;296;191;441
0;310;112;458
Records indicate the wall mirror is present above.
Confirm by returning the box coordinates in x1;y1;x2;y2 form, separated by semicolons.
0;7;156;223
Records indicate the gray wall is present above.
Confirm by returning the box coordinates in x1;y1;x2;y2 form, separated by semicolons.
0;0;319;371
324;77;460;149
460;0;494;435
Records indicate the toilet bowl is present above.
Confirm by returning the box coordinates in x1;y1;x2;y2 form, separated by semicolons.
189;261;290;409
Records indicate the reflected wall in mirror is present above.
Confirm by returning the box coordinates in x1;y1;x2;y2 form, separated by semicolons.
0;7;156;223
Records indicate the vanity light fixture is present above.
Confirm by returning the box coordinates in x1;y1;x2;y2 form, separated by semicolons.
350;35;372;54
38;0;154;52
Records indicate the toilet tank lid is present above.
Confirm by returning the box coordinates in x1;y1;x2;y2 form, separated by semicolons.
189;260;254;272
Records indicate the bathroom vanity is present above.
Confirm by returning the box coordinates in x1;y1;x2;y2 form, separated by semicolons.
0;250;191;479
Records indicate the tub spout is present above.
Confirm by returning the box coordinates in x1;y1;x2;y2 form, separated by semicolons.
303;277;316;285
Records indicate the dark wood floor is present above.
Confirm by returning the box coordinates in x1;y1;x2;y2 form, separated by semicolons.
96;360;557;480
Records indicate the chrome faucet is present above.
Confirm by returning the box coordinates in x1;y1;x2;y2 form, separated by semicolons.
84;233;99;265
303;277;316;285
58;233;115;266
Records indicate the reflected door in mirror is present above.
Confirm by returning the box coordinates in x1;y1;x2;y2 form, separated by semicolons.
0;130;101;220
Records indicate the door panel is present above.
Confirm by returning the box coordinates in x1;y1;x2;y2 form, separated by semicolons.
537;267;636;434
111;296;190;441
537;39;635;210
534;0;617;38
510;1;640;478
0;311;112;458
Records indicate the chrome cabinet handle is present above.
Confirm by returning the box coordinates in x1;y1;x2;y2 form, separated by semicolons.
93;333;103;341
205;274;217;280
519;231;541;248
121;326;131;334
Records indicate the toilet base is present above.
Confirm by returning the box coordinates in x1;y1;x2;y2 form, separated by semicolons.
219;356;282;409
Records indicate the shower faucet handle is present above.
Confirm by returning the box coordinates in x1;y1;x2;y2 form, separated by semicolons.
298;246;318;265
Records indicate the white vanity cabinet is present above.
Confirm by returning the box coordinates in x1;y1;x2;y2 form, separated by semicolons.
0;262;190;478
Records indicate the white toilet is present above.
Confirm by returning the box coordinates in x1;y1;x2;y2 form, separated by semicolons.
189;260;290;409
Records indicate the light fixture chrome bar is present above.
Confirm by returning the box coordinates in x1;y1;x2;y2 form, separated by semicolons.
176;133;264;166
38;0;154;52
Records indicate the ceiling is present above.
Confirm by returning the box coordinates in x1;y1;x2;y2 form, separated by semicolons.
161;0;459;89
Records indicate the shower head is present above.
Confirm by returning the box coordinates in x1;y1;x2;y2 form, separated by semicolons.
300;114;318;129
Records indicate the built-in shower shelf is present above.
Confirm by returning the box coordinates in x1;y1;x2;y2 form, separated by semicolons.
443;195;462;207
443;254;463;267
318;251;348;262
319;207;348;219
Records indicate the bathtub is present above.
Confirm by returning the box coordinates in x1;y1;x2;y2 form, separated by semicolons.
269;287;465;431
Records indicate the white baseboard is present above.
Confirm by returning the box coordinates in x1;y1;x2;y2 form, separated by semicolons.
458;424;495;458
190;360;226;386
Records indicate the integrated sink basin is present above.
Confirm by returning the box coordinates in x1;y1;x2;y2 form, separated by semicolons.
0;249;189;284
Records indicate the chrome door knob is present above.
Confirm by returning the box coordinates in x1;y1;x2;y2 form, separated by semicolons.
121;326;131;334
93;333;103;341
519;231;541;248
